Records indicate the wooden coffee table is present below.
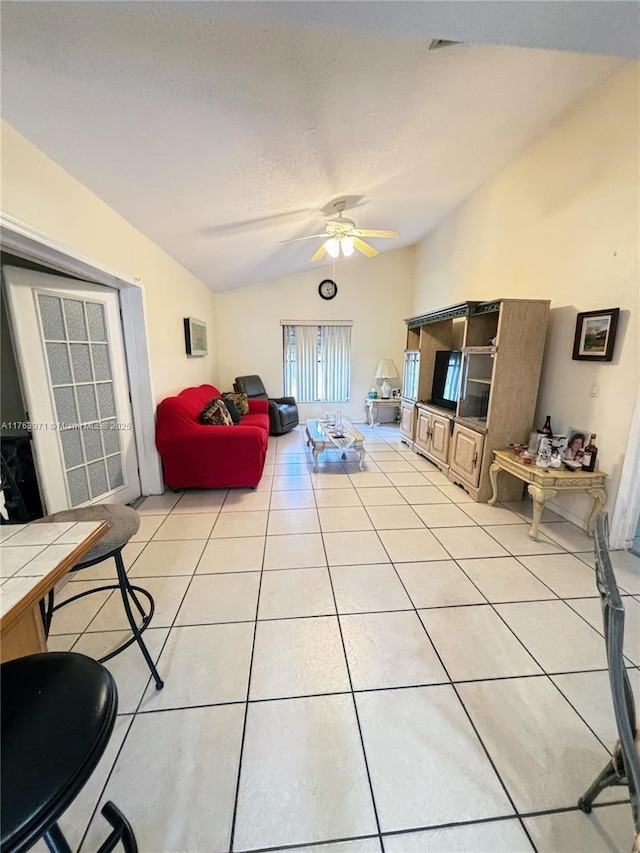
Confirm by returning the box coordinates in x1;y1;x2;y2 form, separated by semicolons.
305;418;367;472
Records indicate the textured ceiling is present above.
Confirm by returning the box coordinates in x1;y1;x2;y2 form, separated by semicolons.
1;2;632;292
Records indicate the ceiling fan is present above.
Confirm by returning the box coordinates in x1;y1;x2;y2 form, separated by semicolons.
281;200;399;262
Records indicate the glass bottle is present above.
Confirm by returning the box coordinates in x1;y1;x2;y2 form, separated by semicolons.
540;415;553;438
582;434;598;472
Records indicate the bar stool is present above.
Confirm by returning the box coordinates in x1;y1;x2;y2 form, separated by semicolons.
36;504;163;690
1;651;138;853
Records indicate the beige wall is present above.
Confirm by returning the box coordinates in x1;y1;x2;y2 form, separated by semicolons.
0;122;217;401
413;63;639;523
215;246;416;423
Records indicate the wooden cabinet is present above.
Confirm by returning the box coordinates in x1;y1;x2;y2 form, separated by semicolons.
414;406;451;466
415;407;430;450
402;298;550;501
430;412;450;464
399;400;416;442
449;424;484;488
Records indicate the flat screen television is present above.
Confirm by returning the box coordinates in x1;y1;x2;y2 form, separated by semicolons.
430;350;463;411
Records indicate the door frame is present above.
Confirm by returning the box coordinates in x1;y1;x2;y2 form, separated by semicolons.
1;213;163;496
609;377;640;550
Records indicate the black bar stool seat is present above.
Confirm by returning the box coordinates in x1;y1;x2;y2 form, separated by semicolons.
36;505;163;690
1;652;137;853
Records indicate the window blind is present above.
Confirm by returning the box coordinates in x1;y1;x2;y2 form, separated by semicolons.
282;324;351;403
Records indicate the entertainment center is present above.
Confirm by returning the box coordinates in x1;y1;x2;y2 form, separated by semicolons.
400;298;551;502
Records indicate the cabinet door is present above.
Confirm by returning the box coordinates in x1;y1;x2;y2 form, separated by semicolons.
449;424;484;487
400;401;416;440
430;413;450;464
415;409;431;452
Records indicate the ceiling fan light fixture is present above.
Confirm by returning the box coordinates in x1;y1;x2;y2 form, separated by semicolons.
341;236;355;257
325;238;340;258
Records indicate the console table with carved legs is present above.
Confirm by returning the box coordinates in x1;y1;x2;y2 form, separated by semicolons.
488;449;607;541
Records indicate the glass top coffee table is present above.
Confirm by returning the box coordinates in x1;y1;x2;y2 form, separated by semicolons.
305;418;367;472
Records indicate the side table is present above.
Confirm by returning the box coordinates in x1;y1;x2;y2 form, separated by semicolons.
488;449;607;541
365;398;401;426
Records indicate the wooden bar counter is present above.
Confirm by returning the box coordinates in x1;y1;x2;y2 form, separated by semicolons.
0;519;109;662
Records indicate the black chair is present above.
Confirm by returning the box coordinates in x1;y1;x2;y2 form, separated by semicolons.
578;512;639;848
36;504;164;690
233;374;299;436
1;651;137;853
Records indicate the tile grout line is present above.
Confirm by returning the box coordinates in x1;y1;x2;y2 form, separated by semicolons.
449;557;618;757
386;553;539;851
128;660;620;715
230;796;631;853
228;471;270;853
323;535;387;852
75;520;210;849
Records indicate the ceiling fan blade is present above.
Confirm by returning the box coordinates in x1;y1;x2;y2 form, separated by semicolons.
353;237;379;258
352;229;399;239
279;233;329;244
310;243;328;262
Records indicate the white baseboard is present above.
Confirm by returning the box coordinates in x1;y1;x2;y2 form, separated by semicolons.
543;499;589;532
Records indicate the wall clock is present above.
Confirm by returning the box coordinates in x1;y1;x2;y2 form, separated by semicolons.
318;279;337;300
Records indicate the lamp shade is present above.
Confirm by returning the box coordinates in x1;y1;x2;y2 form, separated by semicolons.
375;359;399;380
325;238;340;258
341;236;355;257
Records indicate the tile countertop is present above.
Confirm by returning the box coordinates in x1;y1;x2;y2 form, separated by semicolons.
0;521;106;620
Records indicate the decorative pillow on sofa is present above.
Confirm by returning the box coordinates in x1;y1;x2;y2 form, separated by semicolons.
200;398;233;426
222;391;249;416
222;397;242;424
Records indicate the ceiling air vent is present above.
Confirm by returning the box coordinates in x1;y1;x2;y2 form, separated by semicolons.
428;39;462;50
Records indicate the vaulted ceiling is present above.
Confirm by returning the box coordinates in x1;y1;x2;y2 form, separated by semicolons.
1;2;635;291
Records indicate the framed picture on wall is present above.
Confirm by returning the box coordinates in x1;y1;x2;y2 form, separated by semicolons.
184;317;208;357
572;308;619;361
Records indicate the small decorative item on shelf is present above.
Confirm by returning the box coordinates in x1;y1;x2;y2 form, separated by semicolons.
564;427;591;464
527;430;543;456
549;436;568;467
368;389;378;399
536;436;553;468
540;415;553;438
581;434;598;471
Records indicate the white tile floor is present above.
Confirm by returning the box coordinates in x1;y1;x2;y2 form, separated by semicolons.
45;425;640;852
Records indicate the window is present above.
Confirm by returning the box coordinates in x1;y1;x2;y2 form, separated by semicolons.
282;323;351;402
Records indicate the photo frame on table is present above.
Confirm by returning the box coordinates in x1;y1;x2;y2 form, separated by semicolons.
572;308;619;361
564;427;591;463
184;317;208;357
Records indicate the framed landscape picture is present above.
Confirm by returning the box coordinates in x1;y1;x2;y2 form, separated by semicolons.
184;317;208;357
572;308;619;361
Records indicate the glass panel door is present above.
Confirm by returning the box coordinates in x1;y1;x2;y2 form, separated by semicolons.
39;294;126;506
3;266;140;513
458;352;495;420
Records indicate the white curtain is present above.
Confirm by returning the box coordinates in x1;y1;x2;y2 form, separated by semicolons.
283;324;351;402
322;325;350;402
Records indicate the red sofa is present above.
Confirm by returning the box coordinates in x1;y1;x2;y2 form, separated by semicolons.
155;384;270;489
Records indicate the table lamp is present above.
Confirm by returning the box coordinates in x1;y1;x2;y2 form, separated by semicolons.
375;359;398;399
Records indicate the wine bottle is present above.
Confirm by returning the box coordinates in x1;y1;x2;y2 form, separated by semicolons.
582;434;598;472
540;415;553;438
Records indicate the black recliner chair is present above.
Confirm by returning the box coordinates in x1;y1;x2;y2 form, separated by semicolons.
234;375;299;436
